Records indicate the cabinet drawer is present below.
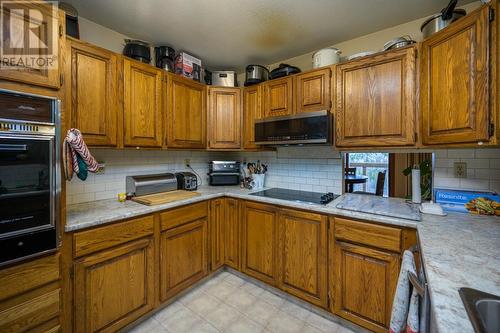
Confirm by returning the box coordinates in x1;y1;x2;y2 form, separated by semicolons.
0;253;59;301
0;284;60;333
160;201;208;231
334;218;401;252
73;215;154;258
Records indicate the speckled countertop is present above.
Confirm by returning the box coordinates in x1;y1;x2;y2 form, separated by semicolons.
66;186;500;333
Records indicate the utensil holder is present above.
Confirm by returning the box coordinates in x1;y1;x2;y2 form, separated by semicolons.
253;174;265;189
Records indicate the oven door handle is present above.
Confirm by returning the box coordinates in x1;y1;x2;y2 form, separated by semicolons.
0;143;27;151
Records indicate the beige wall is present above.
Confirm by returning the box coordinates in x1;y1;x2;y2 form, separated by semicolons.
237;1;481;85
78;16;132;54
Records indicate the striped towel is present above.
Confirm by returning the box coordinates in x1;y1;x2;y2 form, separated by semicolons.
64;129;98;180
389;250;420;333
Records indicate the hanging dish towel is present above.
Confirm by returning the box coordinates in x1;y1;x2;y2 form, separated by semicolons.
389;250;420;333
64;128;98;181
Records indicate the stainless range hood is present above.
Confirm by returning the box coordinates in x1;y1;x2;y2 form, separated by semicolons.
254;110;332;145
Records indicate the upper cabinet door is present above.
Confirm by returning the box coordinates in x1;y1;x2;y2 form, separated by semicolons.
336;47;417;147
167;75;207;148
243;85;262;149
123;59;163;148
66;39;118;146
263;77;294;118
0;3;63;89
296;68;331;114
208;87;242;149
420;6;490;145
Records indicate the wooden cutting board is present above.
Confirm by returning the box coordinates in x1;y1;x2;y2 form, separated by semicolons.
132;190;200;206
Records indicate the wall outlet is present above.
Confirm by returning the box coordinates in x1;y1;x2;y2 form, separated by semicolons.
184;159;190;167
454;162;467;178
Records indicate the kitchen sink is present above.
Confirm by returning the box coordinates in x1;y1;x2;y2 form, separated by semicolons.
459;287;500;333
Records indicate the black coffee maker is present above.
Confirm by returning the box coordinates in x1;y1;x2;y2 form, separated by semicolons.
155;46;175;72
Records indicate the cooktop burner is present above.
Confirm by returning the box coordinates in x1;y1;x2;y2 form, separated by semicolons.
250;188;338;205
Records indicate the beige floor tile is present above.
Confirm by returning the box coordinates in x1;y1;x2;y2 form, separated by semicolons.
154;306;201;333
224;273;246;287
244;299;280;327
306;312;344;332
153;301;186;323
204;280;238;301
300;323;324;333
179;286;207;305
188;319;221;332
128;318;168;333
204;302;242;330
185;293;221;316
266;311;306;333
280;299;312;321
225;289;258;311
225;315;265;333
260;290;285;308
241;281;265;297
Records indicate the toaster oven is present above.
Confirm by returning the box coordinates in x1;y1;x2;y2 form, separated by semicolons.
208;161;240;186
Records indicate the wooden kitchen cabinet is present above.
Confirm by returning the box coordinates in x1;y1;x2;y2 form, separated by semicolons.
331;217;405;332
73;237;155;333
123;58;163;148
208;87;242;149
263;77;294;118
333;241;399;333
166;74;207;148
335;46;417;147
296;68;331;114
210;198;225;271
278;209;328;308
243;85;263;149
241;201;279;285
66;38;118;146
160;203;209;301
420;5;491;145
224;198;240;269
0;3;64;89
0;254;61;333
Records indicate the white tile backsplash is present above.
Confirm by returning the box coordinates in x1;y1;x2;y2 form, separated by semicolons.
433;148;500;193
66;147;500;205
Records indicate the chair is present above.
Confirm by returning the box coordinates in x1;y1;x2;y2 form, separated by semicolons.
354;170;386;196
345;167;356;176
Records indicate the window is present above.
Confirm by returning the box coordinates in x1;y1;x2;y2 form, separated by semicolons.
346;153;389;196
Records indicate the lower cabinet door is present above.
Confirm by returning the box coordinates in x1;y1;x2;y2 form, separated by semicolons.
333;241;400;333
241;201;278;285
160;218;208;301
224;198;240;269
73;238;155;333
278;209;328;308
210;199;225;271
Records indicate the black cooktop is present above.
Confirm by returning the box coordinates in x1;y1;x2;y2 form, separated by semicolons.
250;188;338;205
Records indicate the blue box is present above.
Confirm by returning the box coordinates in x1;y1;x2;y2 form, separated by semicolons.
434;188;500;214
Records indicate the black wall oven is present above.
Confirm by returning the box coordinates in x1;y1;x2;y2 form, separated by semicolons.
0;89;60;266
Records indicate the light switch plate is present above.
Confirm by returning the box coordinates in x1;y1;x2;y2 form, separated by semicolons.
454;162;467;178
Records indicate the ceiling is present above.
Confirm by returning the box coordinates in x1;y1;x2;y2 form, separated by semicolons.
64;0;475;71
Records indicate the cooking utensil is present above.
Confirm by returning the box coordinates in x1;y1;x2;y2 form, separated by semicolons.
347;51;377;61
270;64;301;80
383;36;416;51
420;0;466;39
312;48;341;68
123;39;151;63
245;65;269;86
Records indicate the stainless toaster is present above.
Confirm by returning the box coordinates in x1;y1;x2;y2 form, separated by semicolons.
126;173;177;196
175;172;198;191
